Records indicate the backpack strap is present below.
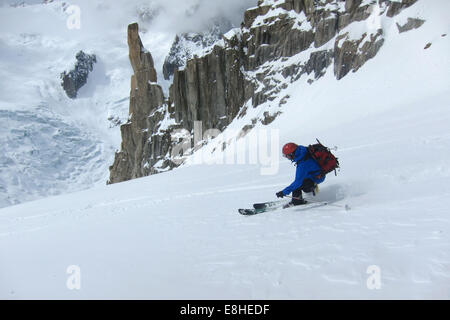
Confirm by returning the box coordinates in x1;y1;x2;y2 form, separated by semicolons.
298;152;310;164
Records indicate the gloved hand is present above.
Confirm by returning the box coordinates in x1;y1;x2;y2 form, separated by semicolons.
276;191;285;198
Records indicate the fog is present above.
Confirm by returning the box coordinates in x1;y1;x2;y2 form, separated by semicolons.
146;0;256;33
0;0;257;34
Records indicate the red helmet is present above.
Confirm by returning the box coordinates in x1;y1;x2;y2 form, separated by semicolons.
282;143;298;160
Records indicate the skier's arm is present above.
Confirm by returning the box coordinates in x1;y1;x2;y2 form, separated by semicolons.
282;165;307;196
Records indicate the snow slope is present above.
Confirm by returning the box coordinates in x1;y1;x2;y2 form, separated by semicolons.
0;1;449;299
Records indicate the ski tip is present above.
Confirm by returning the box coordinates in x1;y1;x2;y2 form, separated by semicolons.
238;209;256;215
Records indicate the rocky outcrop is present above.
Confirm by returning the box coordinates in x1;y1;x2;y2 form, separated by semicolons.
334;29;385;80
385;0;419;17
108;23;174;184
60;51;96;99
396;17;425;33
109;0;423;184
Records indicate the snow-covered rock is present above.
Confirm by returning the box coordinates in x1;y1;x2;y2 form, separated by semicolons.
162;18;234;80
60;51;97;99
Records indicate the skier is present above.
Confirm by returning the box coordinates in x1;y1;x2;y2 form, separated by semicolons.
276;142;325;207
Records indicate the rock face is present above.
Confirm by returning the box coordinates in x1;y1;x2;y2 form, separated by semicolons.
61;51;97;99
170;32;250;133
396;17;425;33
163;19;234;80
109;0;422;184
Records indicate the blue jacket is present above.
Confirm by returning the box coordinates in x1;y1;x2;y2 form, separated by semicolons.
282;145;325;196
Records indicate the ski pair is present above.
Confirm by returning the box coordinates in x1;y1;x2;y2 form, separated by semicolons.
238;199;327;215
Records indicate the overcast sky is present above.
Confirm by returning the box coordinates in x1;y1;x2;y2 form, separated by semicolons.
0;0;257;34
139;0;256;33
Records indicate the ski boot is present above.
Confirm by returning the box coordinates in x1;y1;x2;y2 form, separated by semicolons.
283;196;308;209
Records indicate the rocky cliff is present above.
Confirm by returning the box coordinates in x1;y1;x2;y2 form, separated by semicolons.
108;23;173;184
109;0;422;184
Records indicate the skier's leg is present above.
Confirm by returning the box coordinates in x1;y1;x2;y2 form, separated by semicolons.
301;179;316;194
301;179;320;196
291;188;307;205
286;179;317;207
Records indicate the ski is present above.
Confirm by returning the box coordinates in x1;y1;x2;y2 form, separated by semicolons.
239;201;329;216
238;207;278;215
236;200;289;215
253;200;288;210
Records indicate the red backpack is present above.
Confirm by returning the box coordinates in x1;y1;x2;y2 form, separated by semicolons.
307;139;339;178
